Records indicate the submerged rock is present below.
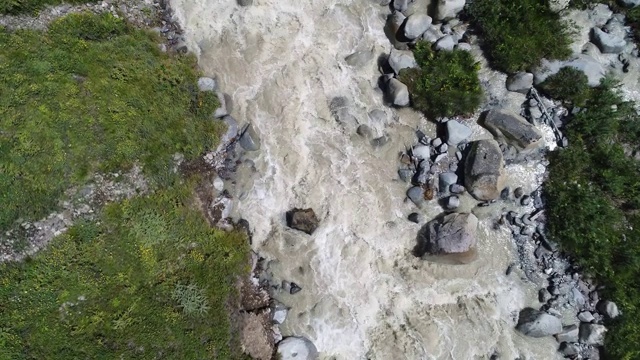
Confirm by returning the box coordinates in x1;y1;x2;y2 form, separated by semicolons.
239;123;261;151
516;308;562;337
286;208;320;235
277;337;319;360
591;27;626;54
482;109;543;150
415;212;478;264
464;140;506;201
345;48;374;67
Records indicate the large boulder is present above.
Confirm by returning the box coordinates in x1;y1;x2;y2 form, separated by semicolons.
435;35;456;51
446;120;472;145
197;76;217;92
386;78;410;107
286;208;320;235
277;337;319;360
435;0;466;21
239;123;261;151
591;27;626;54
404;13;432;40
579;323;607;346
506;72;533;94
388;49;417;75
482;109;543;150
555;324;579;343
464;140;506;201
415;213;478;264
516;308;562;337
597;300;620;319
394;0;409;12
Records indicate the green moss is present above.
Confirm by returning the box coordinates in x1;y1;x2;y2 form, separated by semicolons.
399;41;482;119
468;0;572;73
545;81;640;359
0;13;223;229
539;67;592;106
0;181;251;359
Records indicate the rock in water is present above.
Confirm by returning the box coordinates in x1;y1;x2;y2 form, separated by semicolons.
597;300;620;319
435;0;466;21
464;140;506;201
506;72;533;93
579;323;607;345
386;78;410;107
591;27;626;54
407;186;425;207
237;0;253;5
197;76;217;92
277;337;319;360
403;13;432;40
286;208;320;235
394;0;409;12
239;123;261;151
345;48;374;68
555;324;579;343
415;212;478;264
516;308;562;337
482;109;543;150
388;49;418;75
446;120;472;145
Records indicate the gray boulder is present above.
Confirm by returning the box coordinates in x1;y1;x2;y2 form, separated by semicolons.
237;0;253;5
435;0;466;21
579;323;607;346
394;0;409;12
388;49;418;75
415;212;478;264
620;0;640;7
450;184;465;194
407;186;425;207
482;109;543;150
368;109;387;123
277;337;319;360
591;27;626;54
214;92;233;118
464;140;506;201
597;300;620;319
218;115;239;150
578;311;595;323
446;120;472;145
239;123;261;151
271;303;288;325
555;324;579;343
435;35;456;51
345;48;374;68
197;76;217;92
357;124;373;138
444;196;460;210
386;78;410;107
516;308;562;337
404;13;432;40
422;25;445;43
439;172;458;193
506;72;533;94
412;145;431;161
559;342;579;357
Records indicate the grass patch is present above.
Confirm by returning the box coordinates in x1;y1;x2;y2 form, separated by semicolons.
399;41;482;119
0;13;222;230
468;0;573;73
0;0;94;15
539;67;592;107
545;80;640;359
0;181;251;359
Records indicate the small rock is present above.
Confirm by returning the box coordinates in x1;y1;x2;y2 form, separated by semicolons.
357;124;373;138
578;311;595;323
272;303;288;324
394;0;409;12
521;195;532;206
289;283;302;295
434;153;447;163
438;143;449;153
559;342;579;357
412;145;431;161
404;13;432;40
432;138;443;147
398;169;414;182
388;49;418;75
435;35;456;51
439;172;458;193
539;288;552;303
514;187;524;199
444;196;460;210
450;184;465;194
597;300;620;319
408;212;424;224
500;187;510;200
277;337;319;360
529;106;542;119
386;78;410;107
506;72;533;94
455;42;472;51
555;324;579;343
371;135;390;147
213;177;225;191
286;208;320;235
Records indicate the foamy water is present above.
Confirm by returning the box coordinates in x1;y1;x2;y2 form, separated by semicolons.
170;1;562;358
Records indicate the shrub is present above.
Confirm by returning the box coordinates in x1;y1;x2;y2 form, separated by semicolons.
399;41;482;119
539;67;592;106
468;0;572;73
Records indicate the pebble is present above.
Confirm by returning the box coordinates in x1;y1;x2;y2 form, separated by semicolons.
290;283;302;294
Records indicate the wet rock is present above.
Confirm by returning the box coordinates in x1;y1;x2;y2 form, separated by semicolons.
415;212;478;264
539;288;552;303
286;208;320;235
438;143;448;153
398;168;414;182
404;13;432;40
521;195;532;206
197;76;217;92
435;0;466;21
444;196;460;210
386;78;410;107
345;48;374;67
439;172;458;193
422;25;445;42
239;123;261;151
506;72;533;94
597;300;620;319
579;323;607;345
500;187;510;200
219;116;239;148
412;145;431;161
388;49;418;75
514;187;524;199
289;283;302;294
578;311;595;323
357;124;373;138
591;27;626;54
482;109;543;150
432;138;443;147
407;186;425;207
277;336;319;360
435;35;456;51
516;308;562;337
450;184;465;194
408;212;424;224
559;342;579;357
555;324;579;343
371;135;390;147
446;120;472;145
464;140;506;201
368;109;387;123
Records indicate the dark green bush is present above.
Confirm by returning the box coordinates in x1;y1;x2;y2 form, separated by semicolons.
399;41;482;119
539;67;592;106
468;0;572;73
545;81;640;359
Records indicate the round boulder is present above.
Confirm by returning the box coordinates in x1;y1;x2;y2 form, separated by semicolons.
403;13;432;40
516;308;562;337
415;212;478;264
464;139;506;201
277;336;319;360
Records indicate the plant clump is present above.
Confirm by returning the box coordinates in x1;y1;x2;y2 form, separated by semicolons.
539;67;592;107
399;41;482;119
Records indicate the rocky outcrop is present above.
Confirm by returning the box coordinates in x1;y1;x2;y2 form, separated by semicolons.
415;213;478;264
482;109;543;150
435;0;466;21
277;337;319;360
286;208;320;235
464;140;506;201
516;308;562;337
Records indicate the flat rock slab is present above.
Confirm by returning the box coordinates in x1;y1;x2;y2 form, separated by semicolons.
482;109;543;150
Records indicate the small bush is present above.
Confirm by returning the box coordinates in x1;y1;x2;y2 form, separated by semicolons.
468;0;572;73
399;41;482;119
539;67;592;106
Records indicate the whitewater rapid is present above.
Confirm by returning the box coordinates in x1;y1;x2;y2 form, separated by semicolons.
170;0;562;358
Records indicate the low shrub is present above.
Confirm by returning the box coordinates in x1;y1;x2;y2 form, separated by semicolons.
399;41;482;119
468;0;572;73
539;67;592;106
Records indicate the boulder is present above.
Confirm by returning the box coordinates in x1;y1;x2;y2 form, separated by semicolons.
555;324;579;343
237;0;253;5
597;300;620;319
407;186;425;207
578;311;595;323
277;337;319;360
214;92;233;118
218;115;239;149
197;76;217;92
435;0;466;21
388;49;418;75
506;72;533;94
404;13;432;40
239;123;261;151
286;208;320;235
412;145;431;161
415;212;478;264
591;27;626;54
444;196;460;210
422;25;445;43
464;140;506;201
620;0;640;7
559;342;579;357
386;78;410;107
271;303;288;325
446;120;472;145
394;0;409;12
439;172;458;193
435;35;456;51
482;109;543;150
345;48;374;68
516;308;562;337
579;323;607;346
357;124;373;138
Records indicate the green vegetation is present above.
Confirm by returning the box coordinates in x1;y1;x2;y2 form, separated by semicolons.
0;182;251;359
399;41;482;119
0;13;222;230
468;0;572;73
539;67;592;106
545;80;640;359
0;0;92;15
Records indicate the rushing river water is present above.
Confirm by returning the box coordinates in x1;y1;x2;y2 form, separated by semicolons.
170;0;563;358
